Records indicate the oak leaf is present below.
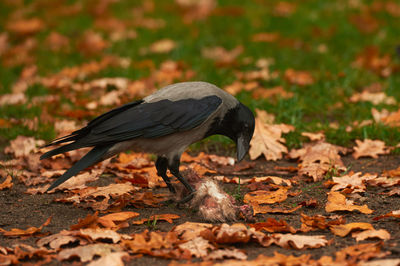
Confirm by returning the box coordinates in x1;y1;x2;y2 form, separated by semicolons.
325;192;373;214
330;222;374;237
353;229;390;241
249;109;294;161
273;234;328;249
178;237;214;258
58;243;122;262
353;139;389;159
244;187;289;205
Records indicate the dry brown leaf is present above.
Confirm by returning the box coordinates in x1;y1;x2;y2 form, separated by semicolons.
178;237;214;258
6;18;44;35
301;132;325;141
373;210;400;221
5;136;45;158
248;218;297;233
249;109;294;161
175;0;216;23
251;202;301;215
202;46;243;66
331;172;367;193
352;46;392;77
244;187;289;205
79;228;121;243
284;68;314;86
0;92;27;106
335;242;387;264
274;1;297;17
0;217;51;237
350;91;396;105
149;39;176;54
353;139;389;159
252;32;280;42
88;251;129;266
367;176;400;187
361;258;400;266
388;187;400;196
273;234;328;249
172;222;213;241
353;229;391;241
0;176;12;190
131;214;180;225
300;213;345;232
97;212;139;228
326;192;373;214
70;212;100;230
330;223;374;237
201;223;273;247
252;86;294;100
37;231;82;249
78;30;108;55
58;243;122;262
123;230;179;253
204;248;247;261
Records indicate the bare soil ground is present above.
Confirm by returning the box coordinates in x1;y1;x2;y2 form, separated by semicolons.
1;154;400;265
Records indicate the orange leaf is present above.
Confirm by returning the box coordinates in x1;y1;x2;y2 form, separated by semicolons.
0;217;51;237
352;229;391;241
97;212;140;228
325;192;373;214
330;222;374;237
352;139;389;159
244;187;289;204
0;176;13;190
131;214;180;225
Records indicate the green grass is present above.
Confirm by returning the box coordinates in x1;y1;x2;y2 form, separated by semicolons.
1;0;399;151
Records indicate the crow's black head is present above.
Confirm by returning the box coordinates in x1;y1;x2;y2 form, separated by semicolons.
208;102;255;161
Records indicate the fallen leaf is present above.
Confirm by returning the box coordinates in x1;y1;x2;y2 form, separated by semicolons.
353;139;389;159
178;236;214;258
175;0;216;23
330;223;374;237
300;213;345;232
172;222;213;241
252;86;294;100
5;136;45;158
249;218;297;233
350;91;396;105
273;1;297;17
204;248;247;261
37;231;82;249
131;214;180;225
79;228;121;243
251;203;301;215
70;212;99;230
87;251;129;266
0;92;27;106
273;234;328;249
361;258;400;266
0;176;12;190
284;68;314;86
202;46;243;66
0;217;51;237
373;210;400;220
325;192;373;214
244;187;289;204
58;243;122;262
252;32;280;42
331;172;367;193
301;132;325;141
6;18;44;35
353;229;390;241
149;39;176;54
335;242;387;264
97;212;139;228
249;109;294;161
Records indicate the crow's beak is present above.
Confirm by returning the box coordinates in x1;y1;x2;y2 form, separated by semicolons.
237;134;249;161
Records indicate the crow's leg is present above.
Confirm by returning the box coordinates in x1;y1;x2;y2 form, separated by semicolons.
169;157;195;205
156;156;176;194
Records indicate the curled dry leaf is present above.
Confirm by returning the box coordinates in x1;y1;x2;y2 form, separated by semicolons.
131;214;180;225
353;139;390;159
272;234;328;249
284;68;314;86
178;237;214;258
172;222;213;241
58;243;122;262
0;217;51;237
325;192;373;214
0;176;13;190
5;136;45;158
330;222;374;237
204;248;247;261
37;231;82;249
97;212;139;228
249;109;294;161
244;187;289;205
331;172;367;193
350;91;396;105
373;210;400;221
300;213;345;232
352;229;391;241
248;218;297;233
79;228;121;243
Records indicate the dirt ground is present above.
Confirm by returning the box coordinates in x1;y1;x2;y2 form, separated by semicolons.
1;153;400;265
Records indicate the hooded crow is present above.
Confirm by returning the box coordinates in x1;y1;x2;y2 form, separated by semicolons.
41;81;255;202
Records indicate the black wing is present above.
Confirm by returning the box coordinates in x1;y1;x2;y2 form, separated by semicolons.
41;96;221;159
